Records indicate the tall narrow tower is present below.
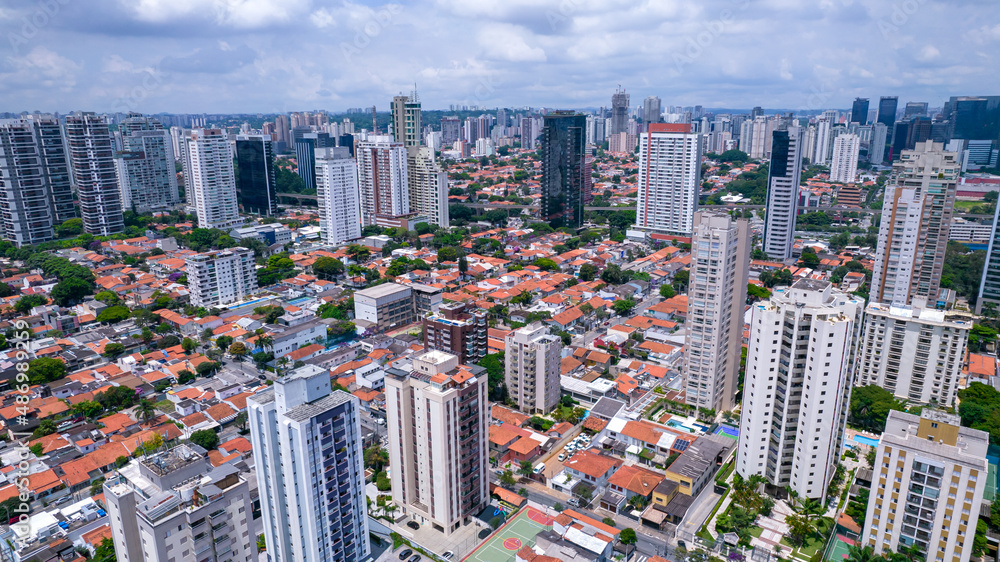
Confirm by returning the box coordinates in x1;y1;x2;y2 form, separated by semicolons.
762;126;805;260
611;87;630;135
65;112;124;236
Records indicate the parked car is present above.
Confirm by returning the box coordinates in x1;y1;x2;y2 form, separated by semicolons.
557;453;565;462
398;549;412;560
568;497;581;507
407;521;420;530
533;463;545;474
409;556;421;562
443;552;455;560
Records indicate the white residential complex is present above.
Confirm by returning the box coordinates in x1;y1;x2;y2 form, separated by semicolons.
863;410;988;562
315;146;362;245
505;322;562;414
356;135;409;226
183;128;241;229
407;146;450;228
185;247;257;308
104;445;255;562
829;133;860;183
855;299;972;407
872;142;959;305
249;365;371;562
762;126;805;260
685;212;750;412
633;123;704;237
737;279;862;499
385;351;489;536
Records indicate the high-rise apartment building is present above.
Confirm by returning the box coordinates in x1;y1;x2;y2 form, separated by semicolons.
851;98;870;125
186;247;257;308
634;123;703;237
65;112;124;236
249;365;371;562
423;302;488;364
685;212;751;412
385;351;489;536
407;147;449;227
0;115;74;246
869;123;889;165
813;117;832;165
235;134;277;216
441;116;461;145
862;410;988;562
611;87;630;135
829;133;860;183
978;202;1000;314
540;111;587;228
114;113;179;213
520;116;537;149
315;147;362;245
643;96;662;127
273;114;291;150
356;135;409;226
182;128;241;229
390;94;422;148
872;142;959;305
104;445;255;562
505;323;562;414
737;279;862;499
749;116;769;160
762;126;805;260
855;299;972;407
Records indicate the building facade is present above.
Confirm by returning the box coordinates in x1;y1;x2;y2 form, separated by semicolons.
762;126;805;261
634;123;703;237
540;111;587;228
611;88;629;135
315;146;362;245
65;112;124;235
185;247;257;308
114;113;180;213
422;302;488;364
829;133;860;184
353;283;414;329
183;128;241;229
505;323;562;414
407;146;449;228
235;134;278;216
356;135;409;226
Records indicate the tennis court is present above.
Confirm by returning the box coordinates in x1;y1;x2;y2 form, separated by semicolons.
824;533;856;561
715;425;739;439
462;506;553;562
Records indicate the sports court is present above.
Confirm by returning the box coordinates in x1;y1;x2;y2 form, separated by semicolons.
824;533;856;561
462;506;554;562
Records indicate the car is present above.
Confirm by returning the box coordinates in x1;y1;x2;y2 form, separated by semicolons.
408;556;422;562
532;463;545;474
398;549;413;560
557;453;565;462
407;521;420;530
568;497;581;507
443;552;455;560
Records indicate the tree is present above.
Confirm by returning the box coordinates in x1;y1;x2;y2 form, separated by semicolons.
364;446;389;473
27;357;66;384
845;545;879;562
32;419;57;439
92;538;116;562
958;382;1000;444
14;294;48;314
786;513;815;546
229;342;248;362
51;277;93;306
800;248;821;268
518;460;534;477
553;502;564;512
578;263;598;282
345;244;371;263
190;429;219;450
437;246;460;263
620;527;638;559
672;269;689;292
612;299;636;316
234;411;248;434
102;343;126;359
313;256;345;280
216;335;233;351
533;258;558;271
181;337;198;354
177;370;196;384
158;335;180;349
659;284;676;299
97;305;131;325
136;399;156;425
601;264;630;285
195;361;219;377
499;470;516;487
94;290;121;305
747;283;771;303
849;385;906;433
458;256;468;277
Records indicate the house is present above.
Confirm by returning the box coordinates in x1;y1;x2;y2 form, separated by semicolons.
553;449;622;495
663;434;733;496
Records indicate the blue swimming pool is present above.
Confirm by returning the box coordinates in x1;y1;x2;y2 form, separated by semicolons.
853;435;880;448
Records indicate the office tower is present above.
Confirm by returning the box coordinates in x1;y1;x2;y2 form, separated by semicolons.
235;134;277;216
634;123;703;237
813;117;832;165
749;116;768;159
643;96;662;127
611;87;629;135
104;445;255;562
942;96;1000;141
737;279;862;499
390;93;422;147
249;365;371;562
338;133;355;157
423;302;488;364
762;126;805;260
862;410;988;562
355;135;409;226
685;212;751;412
505;323;562;414
869;123;888;165
877;96;899;128
851;98;870;125
293;129;333;192
872;142;959;305
829;133;860;183
0;116;73;246
186;247;257;308
856;299;971;407
407;146;449;227
315;147;362;245
539;111;587;228
182;129;241;229
978;202;1000;314
904;102;928;119
65;112;124;236
750;106;763;119
385;351;489;536
114;113;179;214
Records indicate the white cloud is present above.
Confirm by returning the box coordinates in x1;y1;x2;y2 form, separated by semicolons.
476;24;546;62
917;45;940;61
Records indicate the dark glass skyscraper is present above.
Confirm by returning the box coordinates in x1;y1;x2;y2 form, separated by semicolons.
236;134;277;216
540;111;587;229
851;97;870;125
293;129;332;192
877;96;898;128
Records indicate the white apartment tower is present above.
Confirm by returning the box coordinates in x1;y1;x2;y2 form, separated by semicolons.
634;123;704;237
315;147;362;245
813;117;832;165
407;146;450;228
248;365;371;562
356;135;409;226
829;133;860;183
104;445;255;562
685;212;751;412
863;410;988;562
872;142;959;305
855;299;971;407
183;128;241;229
737;279;862;499
505;323;562;414
115;114;180;213
185;247;257;308
762;126;805;260
65;112;125;235
749;116;768;160
385;351;489;536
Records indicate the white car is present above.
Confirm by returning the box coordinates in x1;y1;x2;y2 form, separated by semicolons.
533;463;545;474
558;453;566;462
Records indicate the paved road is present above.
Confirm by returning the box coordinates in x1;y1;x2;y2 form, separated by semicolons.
676;481;722;542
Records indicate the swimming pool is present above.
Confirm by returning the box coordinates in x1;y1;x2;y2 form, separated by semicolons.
715;426;739;439
853;435;880;448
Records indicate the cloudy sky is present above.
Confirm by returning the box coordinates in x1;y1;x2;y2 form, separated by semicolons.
1;0;997;114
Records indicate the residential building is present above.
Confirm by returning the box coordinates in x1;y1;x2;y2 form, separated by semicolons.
390;93;422;148
385;351;489;536
353;283;414;329
406;146;449;228
540;111;587;228
114;113;180;213
104;445;255;562
186;247;257;308
762;126;805;260
664;435;733;496
643;96;662;126
183;128;241;229
608;132;636;153
248;365;370;562
737;279;862;499
422;302;488;364
611;87;629;135
441;116;461;145
65;112;124;235
862;410;988;562
634;123;704;238
0;115;73;246
230;223;292;246
293;129;333;192
855;300;972;407
829;133;860;183
356;135;409;226
315;146;362;245
505;323;562;414
872;142;959;305
685;212;751;412
813;118;832;165
851;98;870;125
978;201;1000;314
235;134;277;216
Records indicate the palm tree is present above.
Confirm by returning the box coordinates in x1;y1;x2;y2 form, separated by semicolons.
795;497;825;523
845;545;879;562
136;399;156;426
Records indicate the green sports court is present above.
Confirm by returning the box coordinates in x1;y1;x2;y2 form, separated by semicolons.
462;506;554;562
